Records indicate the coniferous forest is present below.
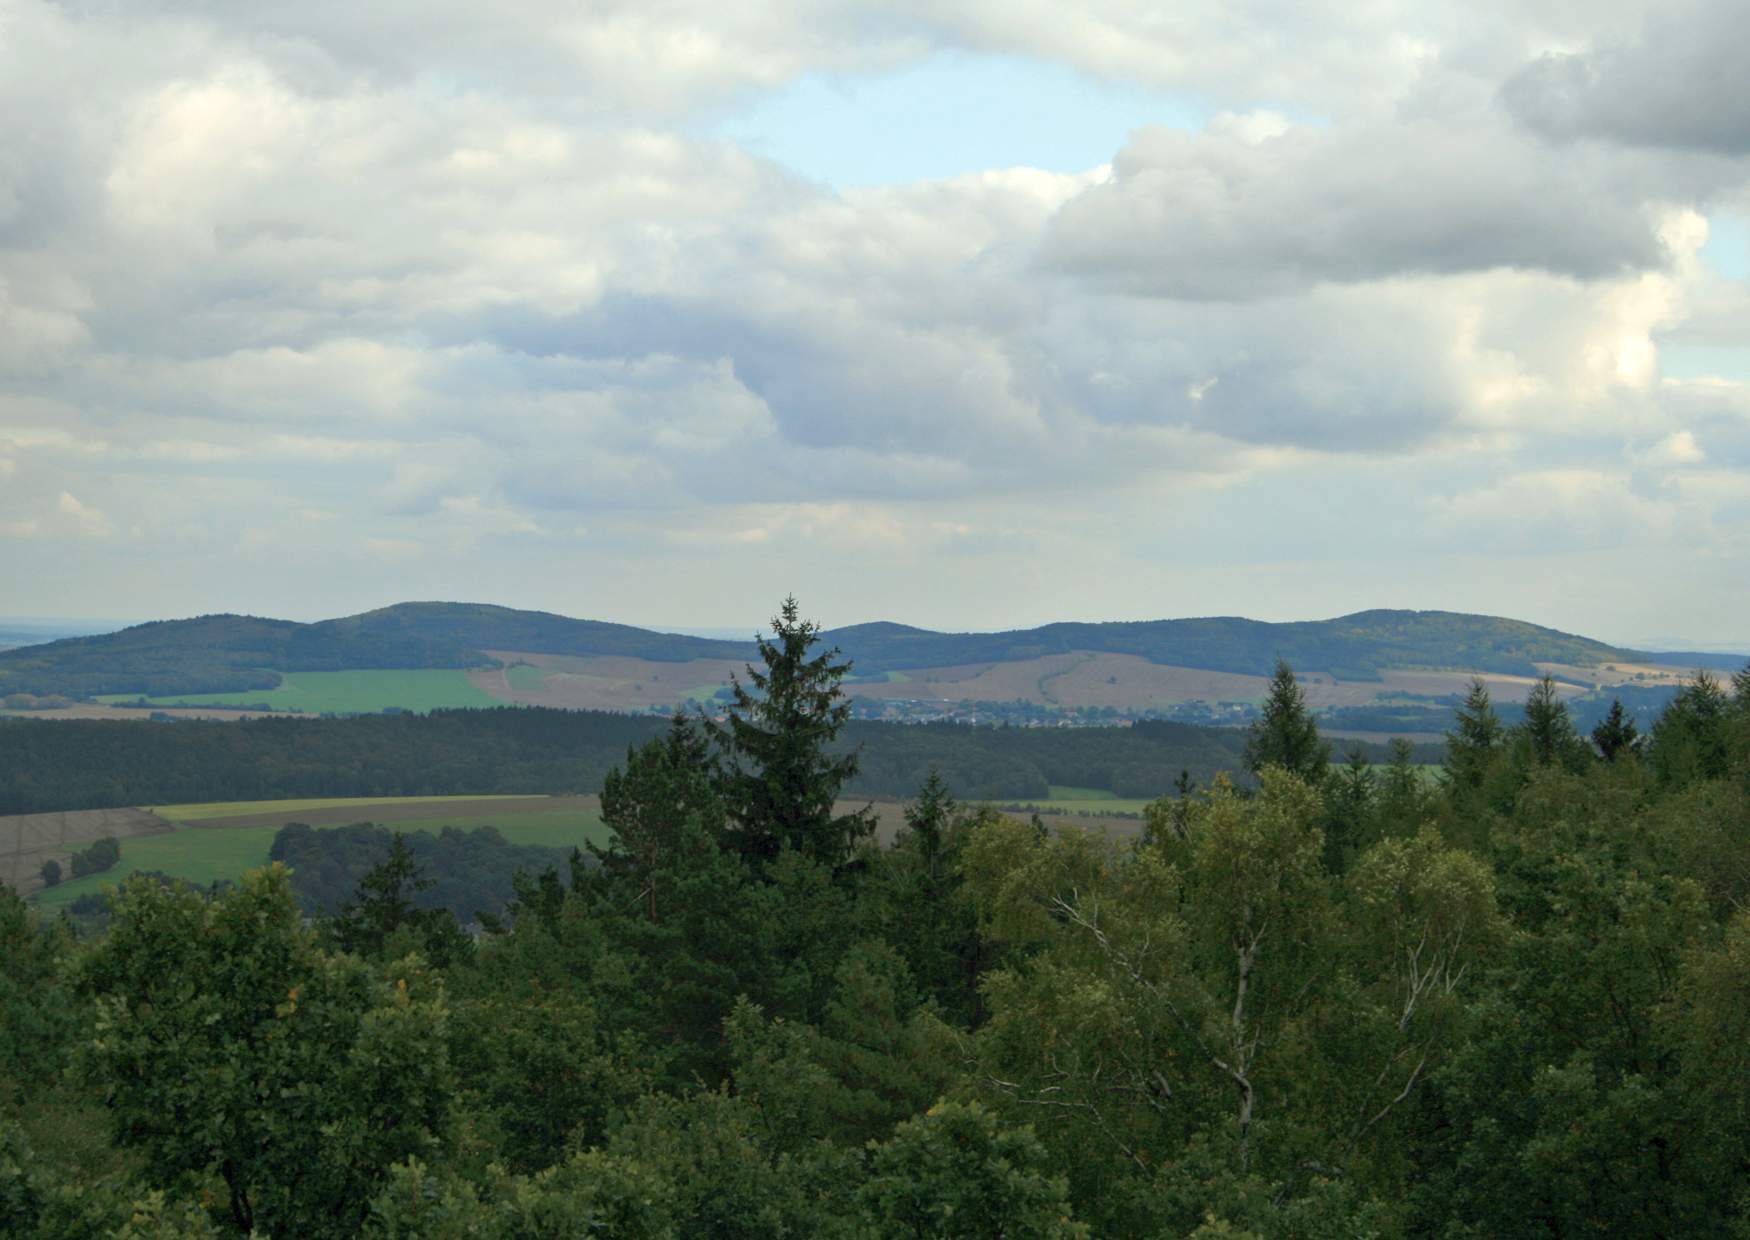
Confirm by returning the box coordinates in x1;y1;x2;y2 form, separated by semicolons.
4;601;1749;1238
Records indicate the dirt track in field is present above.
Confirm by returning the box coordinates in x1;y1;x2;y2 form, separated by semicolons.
1;807;174;895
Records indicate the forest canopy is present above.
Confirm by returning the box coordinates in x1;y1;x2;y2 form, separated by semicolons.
2;606;1747;1238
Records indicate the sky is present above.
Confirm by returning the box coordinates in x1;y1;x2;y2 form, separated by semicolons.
1;1;1748;644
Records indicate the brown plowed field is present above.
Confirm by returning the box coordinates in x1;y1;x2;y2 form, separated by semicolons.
1;807;174;895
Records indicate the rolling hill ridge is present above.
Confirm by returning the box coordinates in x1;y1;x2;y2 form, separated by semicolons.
0;600;1716;708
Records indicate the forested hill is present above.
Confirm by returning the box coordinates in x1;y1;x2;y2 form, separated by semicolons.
0;603;751;698
827;609;1630;678
0;599;1684;700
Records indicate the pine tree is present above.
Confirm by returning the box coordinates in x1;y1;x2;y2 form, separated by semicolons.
707;596;873;868
593;711;723;921
1322;743;1377;872
1648;669;1732;787
1519;675;1589;772
1444;678;1503;791
1243;658;1329;785
1590;698;1639;763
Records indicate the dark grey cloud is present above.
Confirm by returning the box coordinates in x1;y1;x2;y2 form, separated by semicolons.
1502;1;1750;153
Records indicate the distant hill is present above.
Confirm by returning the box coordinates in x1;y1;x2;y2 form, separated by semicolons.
825;609;1632;679
0;599;1730;704
0;603;752;699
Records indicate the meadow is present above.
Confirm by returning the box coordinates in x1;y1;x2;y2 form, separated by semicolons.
33;796;610;910
98;669;502;714
991;785;1156;816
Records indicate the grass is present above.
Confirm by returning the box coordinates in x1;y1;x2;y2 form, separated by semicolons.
97;669;501;715
32;801;609;910
981;787;1157;816
504;664;549;690
152;795;547;823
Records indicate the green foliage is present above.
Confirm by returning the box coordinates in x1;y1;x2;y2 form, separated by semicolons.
68;835;119;879
77;867;456;1236
0;884;77;1095
2;705;1285;816
1444;678;1504;791
1516;675;1592;773
270;821;575;923
858;1101;1087;1238
11;600;1750;1237
328;830;472;966
1243;660;1330;784
1648;669;1735;788
1590;697;1639;762
36;859;60;888
709;597;873;867
592;712;725;921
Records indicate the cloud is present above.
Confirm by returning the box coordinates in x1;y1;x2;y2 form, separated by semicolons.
1039;112;1669;299
1503;1;1750;154
0;0;1745;638
56;491;113;538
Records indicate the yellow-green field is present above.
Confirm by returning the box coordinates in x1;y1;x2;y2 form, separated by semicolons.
989;786;1155;815
33;797;609;911
97;669;500;714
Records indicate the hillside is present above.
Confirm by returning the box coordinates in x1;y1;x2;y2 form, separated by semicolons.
826;608;1632;679
0;603;748;699
0;600;1663;706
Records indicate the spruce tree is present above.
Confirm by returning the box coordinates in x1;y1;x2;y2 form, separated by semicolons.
593;711;724;921
1244;658;1329;785
1519;675;1588;772
1590;698;1639;763
1444;678;1503;791
1649;669;1732;786
708;596;874;867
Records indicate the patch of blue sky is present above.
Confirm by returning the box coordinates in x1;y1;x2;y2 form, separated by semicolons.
1700;211;1749;280
1661;345;1750;383
711;52;1209;188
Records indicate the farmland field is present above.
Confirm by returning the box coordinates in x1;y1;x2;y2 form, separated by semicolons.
989;786;1155;816
152;794;549;823
97;669;501;714
30;796;611;911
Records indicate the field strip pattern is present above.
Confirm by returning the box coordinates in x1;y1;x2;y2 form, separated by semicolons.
1;808;175;895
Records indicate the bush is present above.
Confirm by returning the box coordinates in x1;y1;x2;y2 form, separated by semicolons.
38;860;60;888
68;837;119;879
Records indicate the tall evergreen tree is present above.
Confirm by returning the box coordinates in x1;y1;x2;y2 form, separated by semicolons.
1648;669;1733;787
1521;675;1585;769
707;597;874;867
1590;698;1639;763
1243;658;1329;784
1444;678;1503;791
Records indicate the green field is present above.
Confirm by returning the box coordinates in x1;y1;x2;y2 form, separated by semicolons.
504;664;549;690
984;786;1156;816
98;669;502;714
33;803;609;911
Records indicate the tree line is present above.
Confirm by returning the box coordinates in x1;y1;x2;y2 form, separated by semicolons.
2;600;1747;1237
0;704;1444;817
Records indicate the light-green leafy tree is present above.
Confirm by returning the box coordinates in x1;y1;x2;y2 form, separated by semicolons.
77;867;455;1237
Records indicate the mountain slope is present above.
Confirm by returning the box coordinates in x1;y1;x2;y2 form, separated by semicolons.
0;601;1672;702
824;609;1632;679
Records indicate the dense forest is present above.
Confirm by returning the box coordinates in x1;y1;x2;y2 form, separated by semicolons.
0;708;1444;815
3;601;1747;1237
1;599;1694;701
